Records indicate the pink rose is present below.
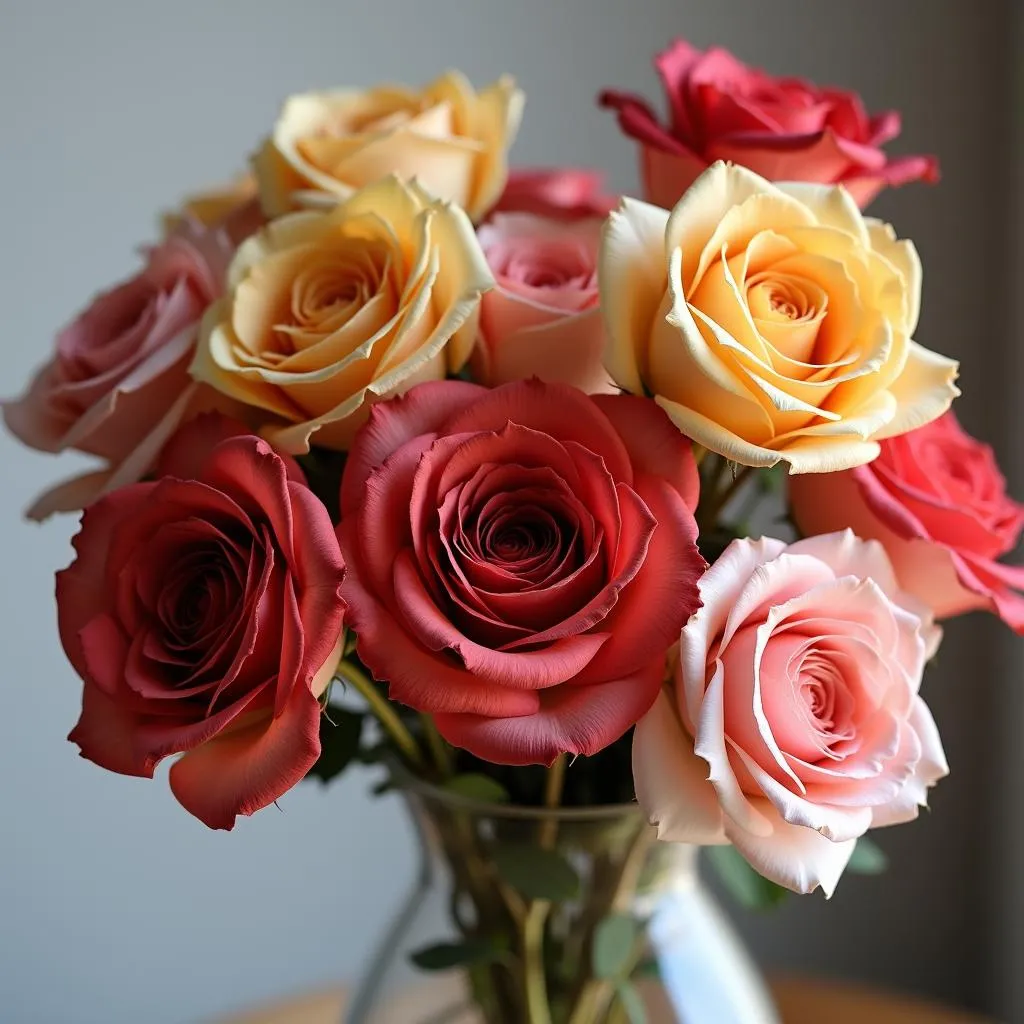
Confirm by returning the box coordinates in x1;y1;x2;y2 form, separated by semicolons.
633;531;947;896
491;168;617;220
59;414;345;829
338;379;704;764
472;213;615;393
790;412;1024;632
599;39;938;210
3;197;263;520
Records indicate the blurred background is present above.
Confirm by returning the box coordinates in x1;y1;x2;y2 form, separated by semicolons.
1;0;1021;1021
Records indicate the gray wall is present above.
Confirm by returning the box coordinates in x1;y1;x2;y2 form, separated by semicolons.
0;1;1015;1022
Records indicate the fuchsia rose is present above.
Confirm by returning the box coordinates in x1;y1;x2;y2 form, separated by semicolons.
338;379;704;764
633;532;947;896
492;168;617;220
472;213;615;394
59;414;345;830
790;412;1024;632
3;198;262;520
600;39;938;210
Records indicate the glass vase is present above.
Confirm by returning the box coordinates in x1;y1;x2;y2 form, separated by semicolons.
346;772;780;1024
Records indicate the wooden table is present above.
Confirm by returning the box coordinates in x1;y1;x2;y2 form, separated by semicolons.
220;977;993;1023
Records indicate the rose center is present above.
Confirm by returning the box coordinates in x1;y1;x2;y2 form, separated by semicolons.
57;279;159;384
265;239;390;359
748;276;814;322
482;505;564;565
745;271;829;367
798;653;856;752
496;241;597;292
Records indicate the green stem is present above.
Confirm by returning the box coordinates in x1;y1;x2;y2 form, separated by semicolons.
522;902;554;1024
337;660;425;771
539;754;567;847
520;756;568;1024
699;464;755;532
421;714;454;779
730;477;768;529
565;825;655;1024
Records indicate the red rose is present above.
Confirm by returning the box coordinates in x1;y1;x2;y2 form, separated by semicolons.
59;414;345;829
491;168;617;220
338;379;704;764
790;412;1024;632
599;39;938;210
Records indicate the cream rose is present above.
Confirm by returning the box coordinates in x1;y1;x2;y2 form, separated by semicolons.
254;72;524;222
190;175;494;452
600;161;960;473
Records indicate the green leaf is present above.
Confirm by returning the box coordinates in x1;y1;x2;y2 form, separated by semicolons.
355;741;390;765
758;462;788;495
307;708;363;784
707;846;788;911
409;939;503;972
615;981;648;1024
492;843;580;901
634;957;660;979
592;913;641;980
846;836;888;875
443;774;511;804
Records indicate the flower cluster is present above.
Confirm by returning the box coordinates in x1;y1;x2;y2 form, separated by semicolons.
7;43;1018;904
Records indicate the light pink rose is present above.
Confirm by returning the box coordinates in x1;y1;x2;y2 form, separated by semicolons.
472;212;615;394
3;200;262;519
633;531;948;896
790;412;1024;632
491;168;617;220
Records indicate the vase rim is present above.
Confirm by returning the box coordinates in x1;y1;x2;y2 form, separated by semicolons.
389;759;645;822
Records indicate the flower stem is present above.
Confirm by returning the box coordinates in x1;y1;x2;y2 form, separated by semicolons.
337;660;425;771
699;463;756;533
540;754;567;846
421;714;453;779
520;756;568;1024
565;825;655;1024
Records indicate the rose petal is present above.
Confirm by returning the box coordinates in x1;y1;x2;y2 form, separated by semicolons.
434;658;665;765
633;690;727;844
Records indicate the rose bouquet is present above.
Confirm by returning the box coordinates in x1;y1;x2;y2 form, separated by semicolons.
7;39;1019;1024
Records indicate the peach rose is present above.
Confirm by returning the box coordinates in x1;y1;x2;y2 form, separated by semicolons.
254;72;523;222
600;162;960;473
790;412;1024;632
162;173;261;234
472;212;615;394
633;531;947;896
3;193;259;520
191;176;494;453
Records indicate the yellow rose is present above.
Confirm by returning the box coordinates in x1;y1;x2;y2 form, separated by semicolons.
599;162;960;473
254;71;524;223
190;175;493;452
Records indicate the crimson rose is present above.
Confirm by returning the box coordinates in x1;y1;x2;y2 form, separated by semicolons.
338;380;704;764
59;414;345;829
600;39;938;209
